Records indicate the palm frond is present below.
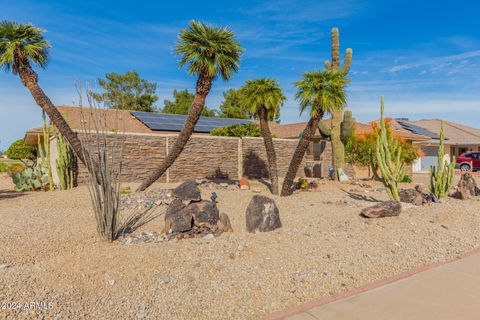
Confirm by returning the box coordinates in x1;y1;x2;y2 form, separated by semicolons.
175;20;243;80
294;70;349;117
0;20;51;73
239;78;286;117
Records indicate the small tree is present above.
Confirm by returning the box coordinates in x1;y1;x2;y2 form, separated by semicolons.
210;123;261;137
429;121;455;198
162;89;217;116
376;97;404;202
6;139;36;165
92;71;158;112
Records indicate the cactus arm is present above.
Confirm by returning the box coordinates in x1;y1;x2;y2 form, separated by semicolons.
318;120;332;137
340;109;355;143
325;60;332;70
342;48;353;75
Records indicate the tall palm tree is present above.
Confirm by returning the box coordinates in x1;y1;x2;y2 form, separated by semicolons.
239;78;286;195
280;70;349;196
0;21;87;166
137;21;242;191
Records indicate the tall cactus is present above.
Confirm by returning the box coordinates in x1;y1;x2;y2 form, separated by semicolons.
37;111;54;191
56;129;75;190
376;97;405;202
325;27;353;180
429;121;455;198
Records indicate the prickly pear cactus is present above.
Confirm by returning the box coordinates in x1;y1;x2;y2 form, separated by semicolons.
12;165;49;192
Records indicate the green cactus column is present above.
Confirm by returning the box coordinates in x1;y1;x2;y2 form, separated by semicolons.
376;97;405;202
37;111;54;191
325;27;353;180
429;121;455;198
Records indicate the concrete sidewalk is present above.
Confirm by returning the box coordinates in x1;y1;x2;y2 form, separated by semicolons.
274;249;480;320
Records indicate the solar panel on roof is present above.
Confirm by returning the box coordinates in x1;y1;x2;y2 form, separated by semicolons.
396;120;441;139
131;111;252;133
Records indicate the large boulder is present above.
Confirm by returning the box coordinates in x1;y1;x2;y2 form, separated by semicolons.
163;199;193;234
454;173;480;200
189;200;219;227
361;201;402;218
245;195;282;233
172;180;201;203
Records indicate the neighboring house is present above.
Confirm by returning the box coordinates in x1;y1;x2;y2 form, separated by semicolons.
270;120;428;178
393;119;480;172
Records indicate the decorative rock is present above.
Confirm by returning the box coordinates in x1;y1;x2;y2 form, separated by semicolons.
453;173;480;199
360;201;402;218
304;165;313;178
172;180;201;203
245;195;282;233
189;200;219;226
399;189;424;206
0;264;12;269
163;199;193;234
218;213;233;232
240;177;250;190
203;233;214;241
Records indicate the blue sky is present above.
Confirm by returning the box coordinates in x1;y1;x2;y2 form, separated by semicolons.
1;0;480;149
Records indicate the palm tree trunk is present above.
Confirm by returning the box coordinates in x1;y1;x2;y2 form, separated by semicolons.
136;74;213;192
280;112;323;196
258;107;279;195
17;63;87;167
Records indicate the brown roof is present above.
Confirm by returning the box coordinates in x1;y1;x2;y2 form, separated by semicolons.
271;119;427;141
56;106;152;134
367;118;430;141
411;119;480;145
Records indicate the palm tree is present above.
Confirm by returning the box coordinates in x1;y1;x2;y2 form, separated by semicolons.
280;70;349;196
239;78;286;195
0;21;87;166
137;21;242;191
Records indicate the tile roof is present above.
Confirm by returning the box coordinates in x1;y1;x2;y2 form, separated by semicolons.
410;119;480;145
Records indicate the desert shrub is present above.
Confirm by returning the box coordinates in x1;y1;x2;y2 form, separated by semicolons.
346;118;420;180
0;163;7;172
296;178;308;190
210;123;261;137
5;139;37;163
6;163;25;176
399;174;413;183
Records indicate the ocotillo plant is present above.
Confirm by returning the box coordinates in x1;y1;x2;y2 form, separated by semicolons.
37;111;54;191
325;27;353;180
56;129;75;190
318;109;355;145
376;97;405;202
429;121;455;198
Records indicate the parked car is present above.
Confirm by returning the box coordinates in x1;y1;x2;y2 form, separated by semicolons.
456;152;480;171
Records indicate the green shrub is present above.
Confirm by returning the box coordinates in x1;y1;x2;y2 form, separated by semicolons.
399;175;413;183
5;139;37;162
0;163;7;173
210;123;261;137
6;163;25;176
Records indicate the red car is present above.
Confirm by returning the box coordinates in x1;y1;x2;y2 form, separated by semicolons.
456;152;480;171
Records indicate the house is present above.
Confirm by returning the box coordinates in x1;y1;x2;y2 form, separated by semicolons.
392;119;480;172
23;106;305;184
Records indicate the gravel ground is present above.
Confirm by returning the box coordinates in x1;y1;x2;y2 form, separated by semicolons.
1;173;479;319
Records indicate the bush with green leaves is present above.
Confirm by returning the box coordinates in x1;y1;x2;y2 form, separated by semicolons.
12;164;49;192
0;163;7;172
6;139;37;164
210;123;261;137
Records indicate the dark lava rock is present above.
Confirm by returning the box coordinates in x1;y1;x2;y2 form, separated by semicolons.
453;173;480;199
360;201;402;218
163;199;192;233
189;200;220;227
218;213;233;232
245;195;282;233
172;180;201;203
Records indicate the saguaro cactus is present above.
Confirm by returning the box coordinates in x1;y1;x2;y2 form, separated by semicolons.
376;97;405;202
318;109;355;144
429;121;455;198
325;27;353;180
37;111;54;191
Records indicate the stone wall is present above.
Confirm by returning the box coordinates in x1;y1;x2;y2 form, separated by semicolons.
76;133;313;183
